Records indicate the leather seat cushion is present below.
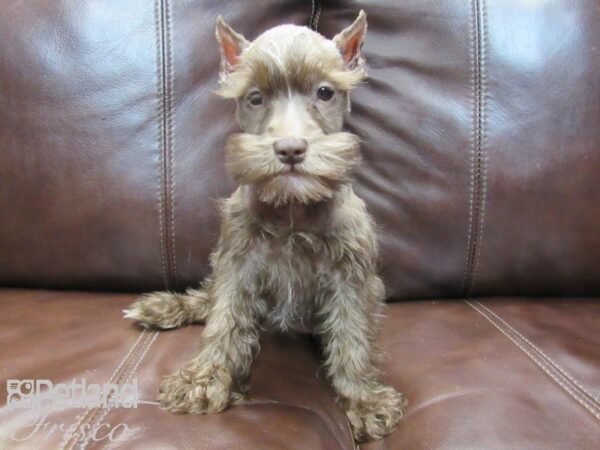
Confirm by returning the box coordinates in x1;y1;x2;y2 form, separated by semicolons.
0;289;353;449
1;290;598;449
367;298;600;449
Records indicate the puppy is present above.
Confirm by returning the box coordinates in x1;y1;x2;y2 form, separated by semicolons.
125;11;403;441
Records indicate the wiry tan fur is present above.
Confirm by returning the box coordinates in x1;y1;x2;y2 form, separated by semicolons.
226;132;361;206
216;25;366;99
124;10;403;442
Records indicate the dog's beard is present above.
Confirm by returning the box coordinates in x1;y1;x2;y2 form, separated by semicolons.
225;132;361;206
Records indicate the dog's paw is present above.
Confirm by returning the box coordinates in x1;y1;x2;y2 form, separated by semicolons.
158;365;233;414
344;384;404;442
123;292;189;330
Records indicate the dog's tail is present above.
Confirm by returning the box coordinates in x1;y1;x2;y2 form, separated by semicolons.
123;286;212;330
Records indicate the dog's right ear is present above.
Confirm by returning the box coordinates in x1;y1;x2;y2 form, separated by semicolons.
215;16;249;75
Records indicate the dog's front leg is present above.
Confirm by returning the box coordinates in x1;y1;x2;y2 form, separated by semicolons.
316;275;403;441
158;262;261;415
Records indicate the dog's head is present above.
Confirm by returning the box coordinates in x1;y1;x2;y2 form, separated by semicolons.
216;12;368;206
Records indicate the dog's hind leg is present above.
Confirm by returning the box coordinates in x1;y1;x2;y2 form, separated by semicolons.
124;282;213;330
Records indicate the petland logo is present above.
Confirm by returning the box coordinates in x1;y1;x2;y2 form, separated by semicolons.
6;378;139;410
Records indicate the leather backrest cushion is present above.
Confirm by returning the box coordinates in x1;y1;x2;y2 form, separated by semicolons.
1;0;598;298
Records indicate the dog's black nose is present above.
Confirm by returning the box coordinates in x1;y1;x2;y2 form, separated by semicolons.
274;138;307;165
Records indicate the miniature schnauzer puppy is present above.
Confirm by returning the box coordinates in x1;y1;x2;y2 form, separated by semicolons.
125;11;403;442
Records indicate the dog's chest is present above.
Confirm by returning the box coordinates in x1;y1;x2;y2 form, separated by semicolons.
253;235;328;332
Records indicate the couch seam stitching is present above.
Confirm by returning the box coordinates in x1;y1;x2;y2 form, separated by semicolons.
60;330;149;450
309;0;322;30
461;0;477;294
60;331;146;450
77;331;160;450
462;0;487;296
156;0;178;290
465;300;600;420
71;332;152;449
164;0;178;290
154;0;170;290
470;0;487;293
475;301;600;406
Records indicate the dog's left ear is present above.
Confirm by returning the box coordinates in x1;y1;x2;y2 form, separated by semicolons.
215;16;249;74
333;10;367;69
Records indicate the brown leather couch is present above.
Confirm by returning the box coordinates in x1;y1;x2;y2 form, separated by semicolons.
1;1;598;449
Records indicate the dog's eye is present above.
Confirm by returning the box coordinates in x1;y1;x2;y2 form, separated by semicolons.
317;86;335;102
246;91;264;107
